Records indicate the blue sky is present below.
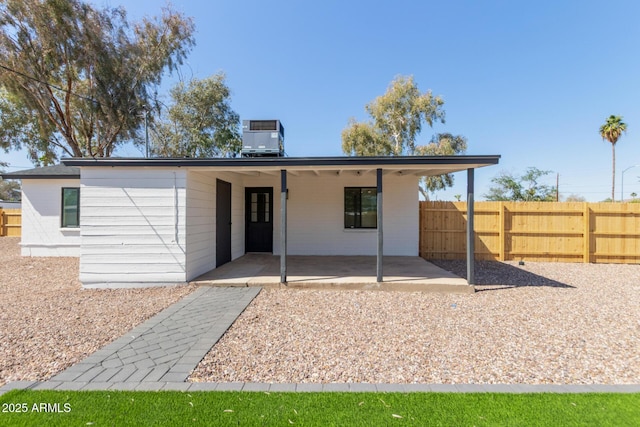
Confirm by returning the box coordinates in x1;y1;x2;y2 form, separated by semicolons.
3;0;640;201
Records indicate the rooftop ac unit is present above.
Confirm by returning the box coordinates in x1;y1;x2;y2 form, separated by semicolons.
241;120;285;157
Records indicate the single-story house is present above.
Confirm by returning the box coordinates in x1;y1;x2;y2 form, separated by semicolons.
1;155;499;288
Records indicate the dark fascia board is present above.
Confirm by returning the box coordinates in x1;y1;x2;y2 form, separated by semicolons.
0;164;80;180
62;155;500;168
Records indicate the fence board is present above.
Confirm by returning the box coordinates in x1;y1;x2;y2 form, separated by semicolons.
0;208;21;237
420;201;640;264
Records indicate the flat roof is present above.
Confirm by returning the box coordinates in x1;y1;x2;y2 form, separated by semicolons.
1;156;501;179
61;155;500;176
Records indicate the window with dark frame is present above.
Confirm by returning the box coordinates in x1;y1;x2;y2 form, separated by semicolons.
250;191;271;223
344;187;377;229
61;187;80;228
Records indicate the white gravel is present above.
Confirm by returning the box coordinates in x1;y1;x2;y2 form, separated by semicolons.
0;237;195;387
191;259;640;384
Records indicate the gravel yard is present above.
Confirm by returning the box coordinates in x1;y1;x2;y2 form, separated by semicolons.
0;237;195;387
191;259;640;385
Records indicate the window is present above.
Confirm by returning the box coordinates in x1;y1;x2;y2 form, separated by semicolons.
344;187;377;229
61;187;80;228
250;191;270;223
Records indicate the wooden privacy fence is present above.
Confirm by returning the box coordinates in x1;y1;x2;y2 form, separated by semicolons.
0;208;21;237
420;201;640;264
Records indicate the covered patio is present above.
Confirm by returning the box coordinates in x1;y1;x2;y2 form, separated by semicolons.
190;254;472;293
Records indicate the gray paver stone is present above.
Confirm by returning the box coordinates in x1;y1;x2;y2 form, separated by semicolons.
75;366;107;383
322;383;349;392
296;383;324;392
163;382;192;391
214;382;244;391
159;372;189;382
0;381;39;392
109;365;139;383
32;382;62;390
82;382;114;391
242;383;271;392
142;365;171;382
56;382;89;391
92;367;124;383
376;384;406;393
109;382;140;391
348;383;377;392
188;382;219;391
134;358;157;371
266;383;297;392
135;382;166;391
126;367;154;383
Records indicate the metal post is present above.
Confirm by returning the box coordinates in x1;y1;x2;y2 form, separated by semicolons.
377;168;383;283
621;165;639;202
144;108;149;158
466;168;475;286
280;170;287;283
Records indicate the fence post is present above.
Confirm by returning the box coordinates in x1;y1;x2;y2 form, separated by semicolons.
499;202;505;261
583;202;590;263
0;208;4;237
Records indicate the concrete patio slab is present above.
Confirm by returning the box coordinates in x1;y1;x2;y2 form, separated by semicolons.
191;255;472;293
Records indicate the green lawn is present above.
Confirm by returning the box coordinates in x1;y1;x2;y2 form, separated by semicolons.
1;390;639;426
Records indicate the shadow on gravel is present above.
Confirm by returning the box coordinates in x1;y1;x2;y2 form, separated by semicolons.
428;260;574;291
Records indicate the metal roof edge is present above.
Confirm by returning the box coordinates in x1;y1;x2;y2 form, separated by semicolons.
61;155;501;168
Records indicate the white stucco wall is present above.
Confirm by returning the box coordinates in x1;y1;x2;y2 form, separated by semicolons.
79;168;187;288
20;179;81;256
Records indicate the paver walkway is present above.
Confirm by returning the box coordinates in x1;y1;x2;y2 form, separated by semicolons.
34;287;260;390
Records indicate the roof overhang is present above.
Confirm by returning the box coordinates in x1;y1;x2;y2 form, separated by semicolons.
0;164;80;180
61;155;500;177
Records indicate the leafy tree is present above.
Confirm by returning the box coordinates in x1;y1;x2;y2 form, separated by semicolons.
0;0;195;165
342;75;445;156
484;167;557;201
151;73;241;157
599;115;627;201
0;168;20;201
563;193;586;202
342;75;466;197
414;133;467;199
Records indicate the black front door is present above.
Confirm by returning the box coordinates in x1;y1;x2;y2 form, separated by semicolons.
216;179;232;267
245;187;273;252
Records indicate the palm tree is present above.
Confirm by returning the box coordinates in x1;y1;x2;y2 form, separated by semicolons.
599;115;627;201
